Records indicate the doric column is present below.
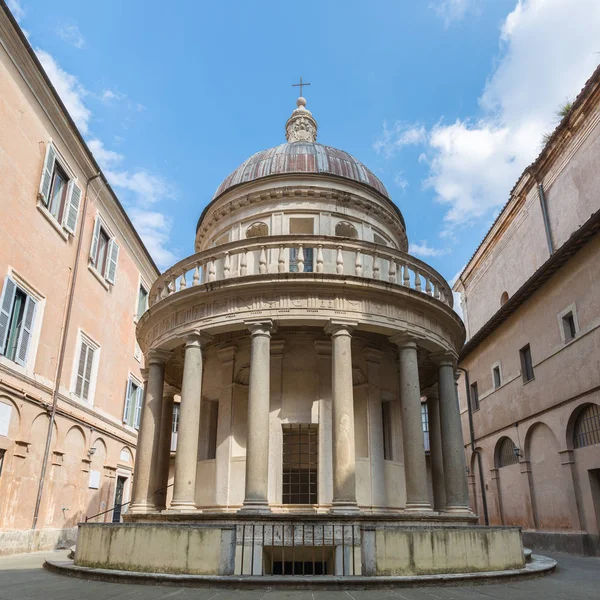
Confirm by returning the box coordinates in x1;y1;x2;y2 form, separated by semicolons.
129;349;171;513
315;340;333;506
325;320;359;512
364;348;386;509
170;332;209;511
241;319;274;512
427;391;446;512
155;385;177;510
437;357;470;512
391;334;431;511
215;346;237;507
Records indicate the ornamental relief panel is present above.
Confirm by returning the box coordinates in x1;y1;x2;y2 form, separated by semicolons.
139;289;462;355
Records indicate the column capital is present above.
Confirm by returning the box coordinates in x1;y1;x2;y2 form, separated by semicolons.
163;384;179;399
139;368;149;383
184;330;213;348
363;347;384;364
245;319;275;337
389;332;418;349
430;351;457;367
147;349;172;366
324;319;357;336
314;340;332;356
217;345;238;364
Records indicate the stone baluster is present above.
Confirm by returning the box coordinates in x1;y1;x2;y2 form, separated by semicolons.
389;260;397;283
179;270;187;290
316;245;324;273
414;269;421;292
372;252;380;280
278;245;285;273
208;258;216;282
192;264;200;286
336;246;344;274
297;244;305;273
355;251;363;276
259;246;267;274
403;263;410;286
223;251;231;278
241;320;275;513
425;278;432;296
240;249;248;276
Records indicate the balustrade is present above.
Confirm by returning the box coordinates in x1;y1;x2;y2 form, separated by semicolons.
148;235;453;309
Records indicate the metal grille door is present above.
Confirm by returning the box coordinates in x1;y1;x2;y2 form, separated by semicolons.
282;424;318;505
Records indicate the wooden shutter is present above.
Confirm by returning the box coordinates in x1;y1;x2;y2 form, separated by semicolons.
0;278;17;355
75;341;88;397
63;180;82;235
123;378;133;424
106;239;120;285
38;143;56;205
82;345;94;400
15;294;37;367
133;385;143;429
89;217;102;265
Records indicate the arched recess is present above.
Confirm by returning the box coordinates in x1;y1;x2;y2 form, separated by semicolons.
0;395;21;439
335;221;358;239
87;437;108;521
59;426;87;524
525;422;573;530
567;403;600;450
470;449;487;525
246;222;268;238
494;436;528;527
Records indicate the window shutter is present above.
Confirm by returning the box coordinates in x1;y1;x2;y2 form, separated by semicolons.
89;217;102;265
75;341;87;398
38;143;56;205
0;278;17;355
106;239;120;285
123;378;133;424
63;180;82;235
82;345;94;400
15;294;37;367
133;385;143;429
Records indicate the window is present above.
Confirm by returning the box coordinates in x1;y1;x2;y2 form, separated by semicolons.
493;366;501;389
171;403;180;451
373;233;389;246
246;222;268;238
38;142;82;234
282;424;318;505
382;401;393;461
520;344;534;383
562;311;577;343
470;382;480;412
573;404;600;449
0;277;37;367
421;401;430;452
335;221;358;239
289;218;315;273
137;285;148;320
73;335;98;402
495;437;520;468
123;376;143;429
89;216;120;285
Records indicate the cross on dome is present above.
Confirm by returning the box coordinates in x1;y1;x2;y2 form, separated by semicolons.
292;76;311;97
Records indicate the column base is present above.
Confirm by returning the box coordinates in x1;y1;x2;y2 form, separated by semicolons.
444;505;474;515
239;501;271;514
167;501;200;512
404;502;433;512
329;501;361;515
128;502;161;515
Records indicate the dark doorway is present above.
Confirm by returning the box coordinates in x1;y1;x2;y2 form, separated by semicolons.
272;560;327;575
112;476;127;522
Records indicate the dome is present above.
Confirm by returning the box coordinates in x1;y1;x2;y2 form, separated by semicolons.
213;142;390;200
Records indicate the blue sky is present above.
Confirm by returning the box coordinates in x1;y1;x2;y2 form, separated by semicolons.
7;0;600;291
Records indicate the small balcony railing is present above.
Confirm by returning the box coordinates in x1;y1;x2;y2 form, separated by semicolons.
149;235;453;309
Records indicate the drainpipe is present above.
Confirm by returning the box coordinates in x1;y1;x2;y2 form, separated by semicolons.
32;173;101;531
536;180;555;256
456;366;489;526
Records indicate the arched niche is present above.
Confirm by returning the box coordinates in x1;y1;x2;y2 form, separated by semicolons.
494;436;519;468
246;222;268;238
335;221;358;239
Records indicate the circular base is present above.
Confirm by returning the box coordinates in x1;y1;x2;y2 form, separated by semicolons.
44;554;556;589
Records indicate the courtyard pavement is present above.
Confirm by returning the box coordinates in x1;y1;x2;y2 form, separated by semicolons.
0;550;598;600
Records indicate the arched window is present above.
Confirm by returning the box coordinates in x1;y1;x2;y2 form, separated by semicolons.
500;291;509;306
573;404;600;448
246;222;268;238
335;221;358;239
495;436;519;468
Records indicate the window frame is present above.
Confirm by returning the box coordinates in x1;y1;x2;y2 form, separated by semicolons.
135;281;149;322
70;330;100;405
470;381;480;412
171;402;180;451
557;304;579;344
123;375;144;429
520;344;534;383
89;214;120;287
491;362;502;389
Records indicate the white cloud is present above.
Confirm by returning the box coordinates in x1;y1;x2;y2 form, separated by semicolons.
87;138;124;169
430;0;478;26
408;241;449;257
394;172;409;191
101;89;122;103
373;122;426;158
105;168;174;207
57;23;85;49
35;49;91;135
128;208;177;269
449;266;466;318
7;0;24;21
383;0;600;236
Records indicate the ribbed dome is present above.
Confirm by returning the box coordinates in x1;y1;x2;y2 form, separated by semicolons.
213;142;390;200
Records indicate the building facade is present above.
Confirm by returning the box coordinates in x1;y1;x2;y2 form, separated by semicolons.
0;5;158;554
453;66;600;555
